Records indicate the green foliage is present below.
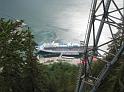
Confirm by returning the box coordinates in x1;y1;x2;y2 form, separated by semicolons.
96;28;124;92
92;61;105;77
46;62;79;92
96;58;124;92
0;18;79;92
0;18;48;92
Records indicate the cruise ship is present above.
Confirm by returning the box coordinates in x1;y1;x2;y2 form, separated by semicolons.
36;41;88;58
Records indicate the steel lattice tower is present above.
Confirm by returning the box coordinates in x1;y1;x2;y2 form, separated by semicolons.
76;0;124;92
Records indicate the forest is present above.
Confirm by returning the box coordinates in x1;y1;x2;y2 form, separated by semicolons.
0;19;124;92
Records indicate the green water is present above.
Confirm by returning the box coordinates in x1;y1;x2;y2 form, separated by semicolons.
0;0;91;43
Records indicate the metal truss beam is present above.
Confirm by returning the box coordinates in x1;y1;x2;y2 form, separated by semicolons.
76;0;124;92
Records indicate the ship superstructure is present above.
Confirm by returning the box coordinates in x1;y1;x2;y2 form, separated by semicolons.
36;41;92;58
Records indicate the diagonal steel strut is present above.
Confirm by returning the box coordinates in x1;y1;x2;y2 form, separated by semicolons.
76;0;124;92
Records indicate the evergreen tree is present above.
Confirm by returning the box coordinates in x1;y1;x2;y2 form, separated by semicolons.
46;62;79;92
0;18;48;92
96;27;124;92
